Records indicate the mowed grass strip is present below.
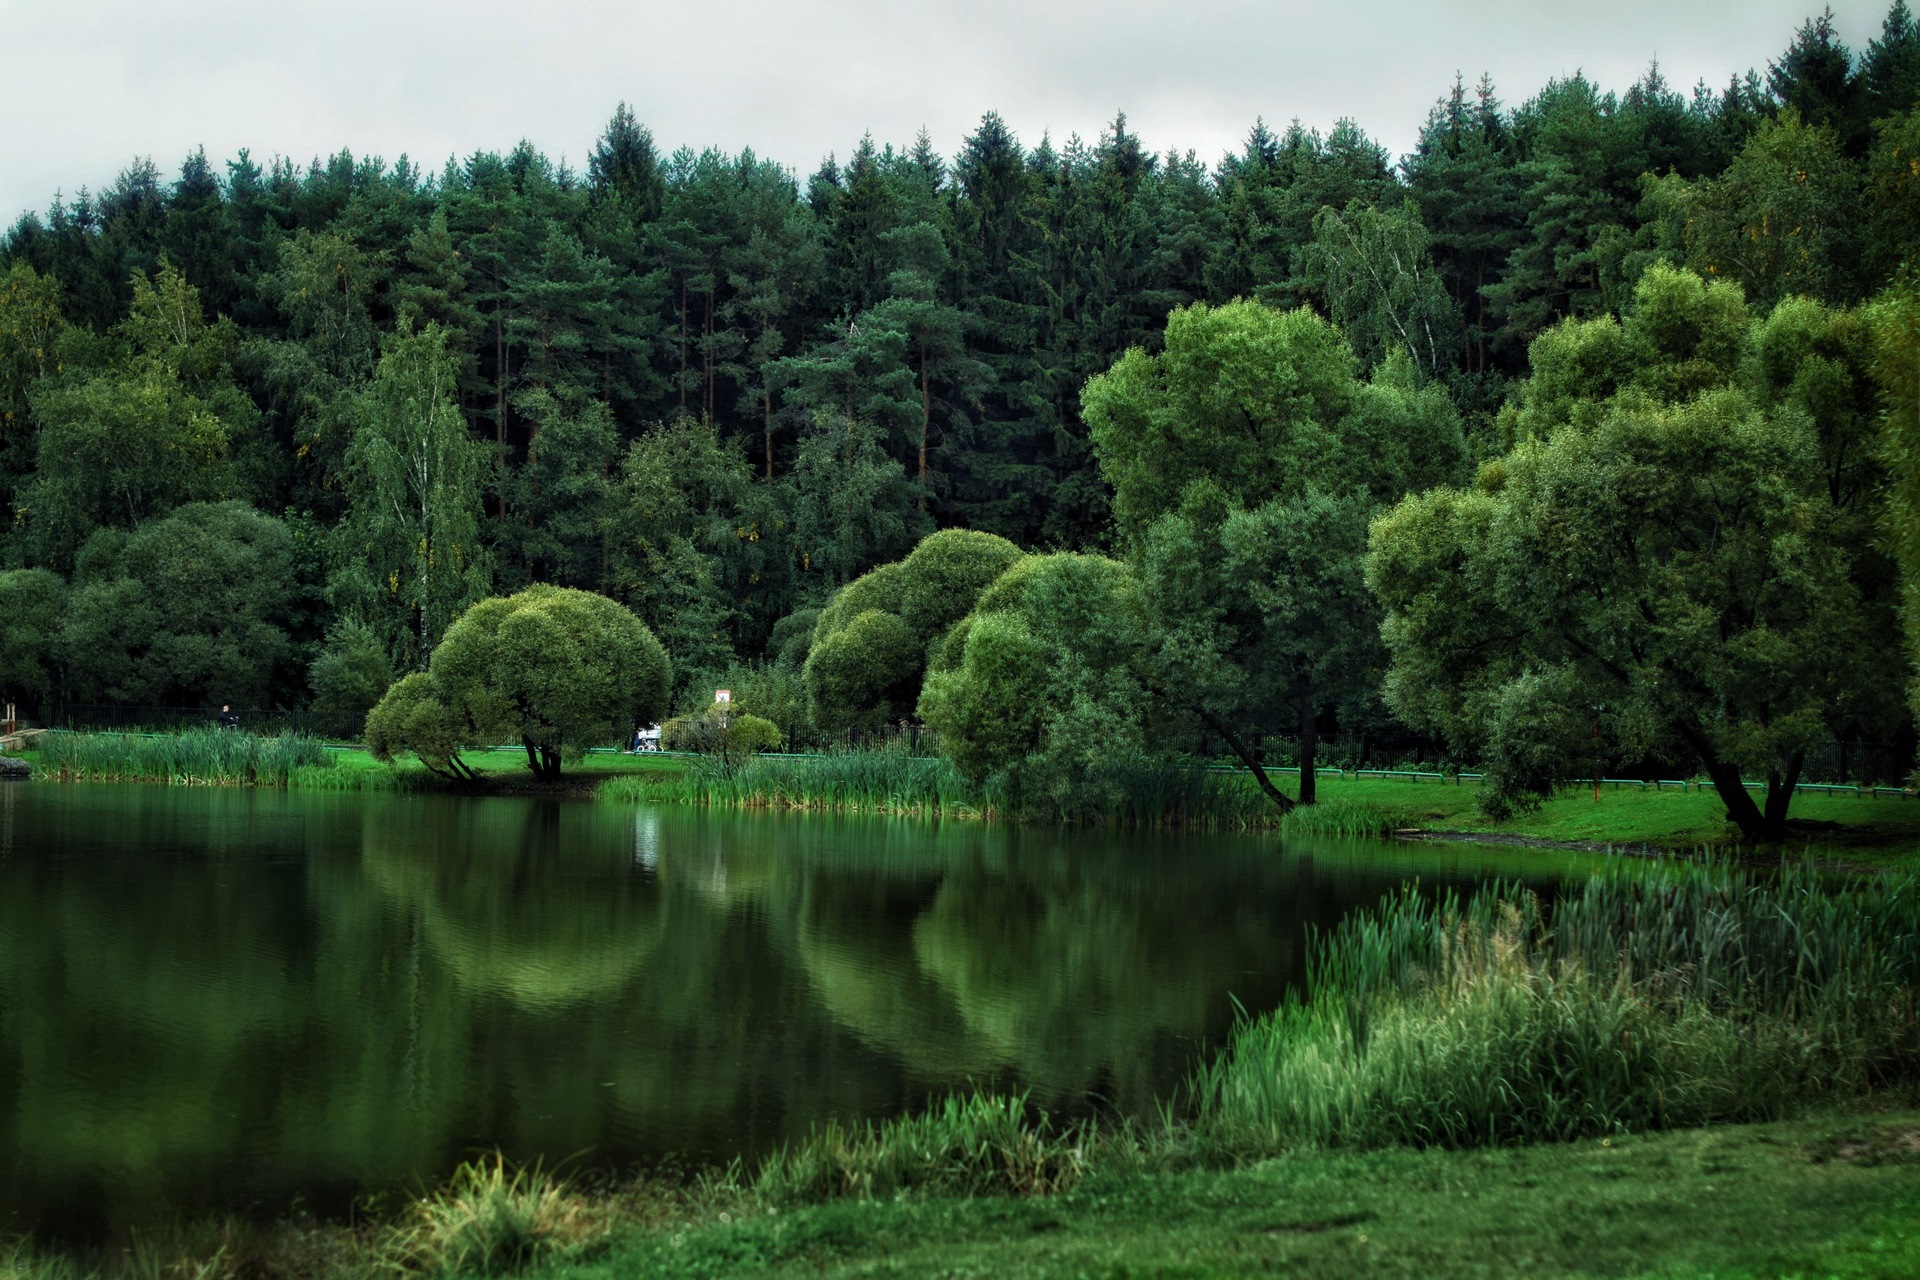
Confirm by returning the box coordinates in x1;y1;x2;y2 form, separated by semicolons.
516;1111;1920;1280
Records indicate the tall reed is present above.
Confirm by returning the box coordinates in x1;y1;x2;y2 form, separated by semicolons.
607;745;1397;831
36;729;332;787
1192;861;1920;1154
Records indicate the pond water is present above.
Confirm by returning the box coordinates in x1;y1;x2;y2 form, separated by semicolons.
0;782;1589;1239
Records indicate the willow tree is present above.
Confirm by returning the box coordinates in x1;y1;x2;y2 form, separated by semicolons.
335;321;492;671
1083;299;1464;809
367;585;672;782
1370;265;1894;841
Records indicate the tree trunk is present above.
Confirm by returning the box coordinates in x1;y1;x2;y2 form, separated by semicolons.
1699;756;1772;843
1198;707;1294;815
1298;698;1319;807
678;283;688;412
763;389;774;480
703;291;714;421
917;347;931;509
1762;751;1804;841
495;312;508;521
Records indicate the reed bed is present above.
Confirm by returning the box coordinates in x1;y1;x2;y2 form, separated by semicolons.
607;745;1405;831
654;744;984;818
1191;860;1920;1154
35;729;333;787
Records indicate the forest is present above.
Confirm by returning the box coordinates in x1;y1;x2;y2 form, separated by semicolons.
2;5;1919;821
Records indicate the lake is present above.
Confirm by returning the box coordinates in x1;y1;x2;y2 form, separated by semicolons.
0;781;1584;1239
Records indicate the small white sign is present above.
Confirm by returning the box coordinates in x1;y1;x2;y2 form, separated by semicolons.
714;689;732;704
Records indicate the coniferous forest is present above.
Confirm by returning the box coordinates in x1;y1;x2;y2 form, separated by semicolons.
2;4;1919;787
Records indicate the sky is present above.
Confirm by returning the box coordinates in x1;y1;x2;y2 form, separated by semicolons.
0;0;1893;228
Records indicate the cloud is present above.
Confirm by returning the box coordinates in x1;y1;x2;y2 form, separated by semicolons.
0;0;1885;226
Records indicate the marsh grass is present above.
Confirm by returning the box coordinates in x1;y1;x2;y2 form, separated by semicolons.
609;745;1403;831
755;1092;1096;1204
389;1155;590;1277
1192;860;1920;1154
286;761;433;792
36;729;332;787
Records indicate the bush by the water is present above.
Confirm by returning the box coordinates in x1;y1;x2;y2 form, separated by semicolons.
36;728;331;785
756;1092;1092;1204
1192;860;1920;1153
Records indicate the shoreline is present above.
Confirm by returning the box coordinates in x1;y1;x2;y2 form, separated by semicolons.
13;743;1920;863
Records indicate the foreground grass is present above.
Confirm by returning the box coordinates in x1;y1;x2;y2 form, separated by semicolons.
518;1111;1920;1280
9;1111;1919;1279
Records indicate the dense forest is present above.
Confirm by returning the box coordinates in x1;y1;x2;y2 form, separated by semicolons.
2;5;1918;777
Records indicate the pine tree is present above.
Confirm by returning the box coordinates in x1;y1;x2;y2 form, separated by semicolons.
1769;7;1866;153
1864;0;1920;117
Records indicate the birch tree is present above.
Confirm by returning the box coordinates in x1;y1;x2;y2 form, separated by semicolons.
336;322;492;671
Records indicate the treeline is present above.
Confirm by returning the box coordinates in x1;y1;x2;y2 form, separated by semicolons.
0;5;1917;740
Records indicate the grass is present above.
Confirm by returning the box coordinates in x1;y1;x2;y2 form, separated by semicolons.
510;1111;1920;1280
607;746;1415;834
391;1156;583;1277
754;1092;1095;1205
33;728;333;786
1193;860;1920;1154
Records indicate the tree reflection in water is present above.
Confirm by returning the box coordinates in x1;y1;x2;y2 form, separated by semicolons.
0;785;1580;1240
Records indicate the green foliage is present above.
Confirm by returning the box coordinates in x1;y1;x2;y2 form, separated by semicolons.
895;529;1024;647
0;568;65;710
61;500;300;708
307;617;396;715
365;670;479;780
367;585;671;781
20;264;255;569
1372;266;1893;839
1669;110;1865;309
603;415;782;684
1874;274;1920;723
1194;862;1920;1153
1297;198;1463;383
661;705;782;760
333;321;491;673
804;608;921;735
6;42;1920;776
1085;299;1465;808
917;552;1159;817
803;529;1024;737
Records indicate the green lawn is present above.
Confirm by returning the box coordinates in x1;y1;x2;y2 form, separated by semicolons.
1285;772;1920;857
523;1110;1920;1280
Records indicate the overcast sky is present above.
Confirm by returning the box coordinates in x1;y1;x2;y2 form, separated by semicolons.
0;0;1891;228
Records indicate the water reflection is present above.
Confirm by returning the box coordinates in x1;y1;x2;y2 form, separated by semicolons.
0;785;1583;1238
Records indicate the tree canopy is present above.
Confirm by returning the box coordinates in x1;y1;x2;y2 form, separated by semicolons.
367;585;671;780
